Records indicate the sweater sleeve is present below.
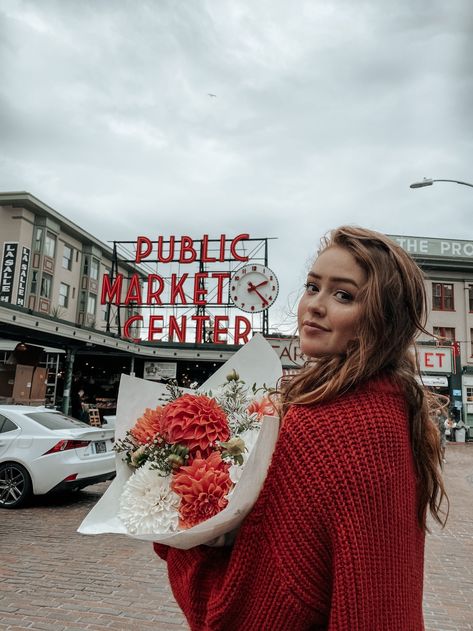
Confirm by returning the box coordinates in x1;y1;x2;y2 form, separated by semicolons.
154;383;425;631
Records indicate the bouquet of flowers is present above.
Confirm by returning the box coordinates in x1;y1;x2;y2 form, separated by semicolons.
78;334;281;549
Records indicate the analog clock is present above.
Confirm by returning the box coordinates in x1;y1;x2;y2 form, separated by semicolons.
230;264;279;313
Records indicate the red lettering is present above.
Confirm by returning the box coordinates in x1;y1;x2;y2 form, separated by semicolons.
124;274;143;305
135;236;152;263
170;273;188;304
123;315;142;342
435;352;444;368
193;273;208;305
146;274;165;305
424;352;434;368
157;236;175;263
169;315;187;342
230;234;249;262
211;272;230;303
234;316;251;344
191;315;210;343
148;315;164;341
213;316;229;343
219;234;226;261
101;273;123;304
200;235;217;263
179;236;197;263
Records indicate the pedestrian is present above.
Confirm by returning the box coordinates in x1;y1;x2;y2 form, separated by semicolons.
154;226;448;630
434;408;447;462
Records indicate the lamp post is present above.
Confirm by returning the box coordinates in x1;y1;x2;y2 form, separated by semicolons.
410;178;473;189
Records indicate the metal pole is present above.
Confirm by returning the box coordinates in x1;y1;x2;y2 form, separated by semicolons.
130;355;135;377
62;349;76;415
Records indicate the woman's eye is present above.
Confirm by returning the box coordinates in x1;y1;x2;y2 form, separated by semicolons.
335;290;353;302
304;282;318;294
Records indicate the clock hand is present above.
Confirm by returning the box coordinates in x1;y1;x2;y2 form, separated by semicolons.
247;282;269;306
253;280;269;289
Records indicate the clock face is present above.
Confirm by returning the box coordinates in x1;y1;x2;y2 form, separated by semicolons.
230;264;279;313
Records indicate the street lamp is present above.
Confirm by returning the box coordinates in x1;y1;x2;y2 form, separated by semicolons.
410;178;473;189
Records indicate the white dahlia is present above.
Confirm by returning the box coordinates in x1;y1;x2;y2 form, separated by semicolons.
118;462;180;535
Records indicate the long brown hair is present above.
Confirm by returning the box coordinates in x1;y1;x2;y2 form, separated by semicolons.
281;226;448;531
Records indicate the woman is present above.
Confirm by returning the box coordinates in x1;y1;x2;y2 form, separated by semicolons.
154;226;448;630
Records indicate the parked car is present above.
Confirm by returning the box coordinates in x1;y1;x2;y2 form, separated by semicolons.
0;405;116;509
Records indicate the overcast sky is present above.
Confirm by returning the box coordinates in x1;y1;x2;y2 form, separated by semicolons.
1;0;472;334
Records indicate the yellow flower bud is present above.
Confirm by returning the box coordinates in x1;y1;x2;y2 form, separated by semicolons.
220;437;246;456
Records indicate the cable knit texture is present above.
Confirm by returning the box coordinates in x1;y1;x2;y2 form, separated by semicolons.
154;376;425;630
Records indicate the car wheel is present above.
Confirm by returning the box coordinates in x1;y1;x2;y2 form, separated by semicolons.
0;462;32;509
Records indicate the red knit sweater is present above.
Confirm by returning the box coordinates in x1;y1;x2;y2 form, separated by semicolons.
154;376;425;630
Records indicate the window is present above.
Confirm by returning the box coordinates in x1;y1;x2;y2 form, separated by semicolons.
90;258;99;280
432;283;454;310
471;329;473;356
30;270;38;294
433;327;455;342
0;414;19;433
87;294;97;315
79;291;86;312
40;273;53;298
467;387;473;402
59;282;70;308
469;286;473;312
62;245;73;270
44;232;56;258
34;227;43;252
26;411;88;429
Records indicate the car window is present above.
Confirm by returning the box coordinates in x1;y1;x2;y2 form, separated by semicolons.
0;414;19;433
25;412;91;430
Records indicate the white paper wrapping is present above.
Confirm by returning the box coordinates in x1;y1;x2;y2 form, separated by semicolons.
78;334;282;549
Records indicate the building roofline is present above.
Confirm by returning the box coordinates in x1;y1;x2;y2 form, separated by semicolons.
388;233;473;244
0;191;145;278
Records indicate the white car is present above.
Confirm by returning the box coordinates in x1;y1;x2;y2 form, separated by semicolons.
0;405;116;509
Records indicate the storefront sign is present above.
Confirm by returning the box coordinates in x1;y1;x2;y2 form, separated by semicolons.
143;361;177;380
420;375;448;387
102;234;277;344
16;246;30;307
0;242;18;304
267;337;304;367
390;235;473;259
417;345;453;373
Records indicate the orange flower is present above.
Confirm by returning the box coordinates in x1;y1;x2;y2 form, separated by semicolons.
162;394;229;456
171;451;232;529
247;396;277;419
130;406;165;444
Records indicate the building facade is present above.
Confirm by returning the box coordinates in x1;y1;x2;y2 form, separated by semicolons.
0;191;142;335
389;235;473;428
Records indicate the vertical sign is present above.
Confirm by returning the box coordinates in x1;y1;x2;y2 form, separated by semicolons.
0;242;18;304
16;246;30;307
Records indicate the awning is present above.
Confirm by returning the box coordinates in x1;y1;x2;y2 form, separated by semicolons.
0;339;65;354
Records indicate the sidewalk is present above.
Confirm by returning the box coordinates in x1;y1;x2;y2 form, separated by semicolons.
423;443;473;631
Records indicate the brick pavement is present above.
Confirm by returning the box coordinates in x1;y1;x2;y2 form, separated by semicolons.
0;443;472;631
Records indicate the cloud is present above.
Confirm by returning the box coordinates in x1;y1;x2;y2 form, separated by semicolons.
0;0;472;334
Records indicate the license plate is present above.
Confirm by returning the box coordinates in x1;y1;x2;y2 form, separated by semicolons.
95;441;106;454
